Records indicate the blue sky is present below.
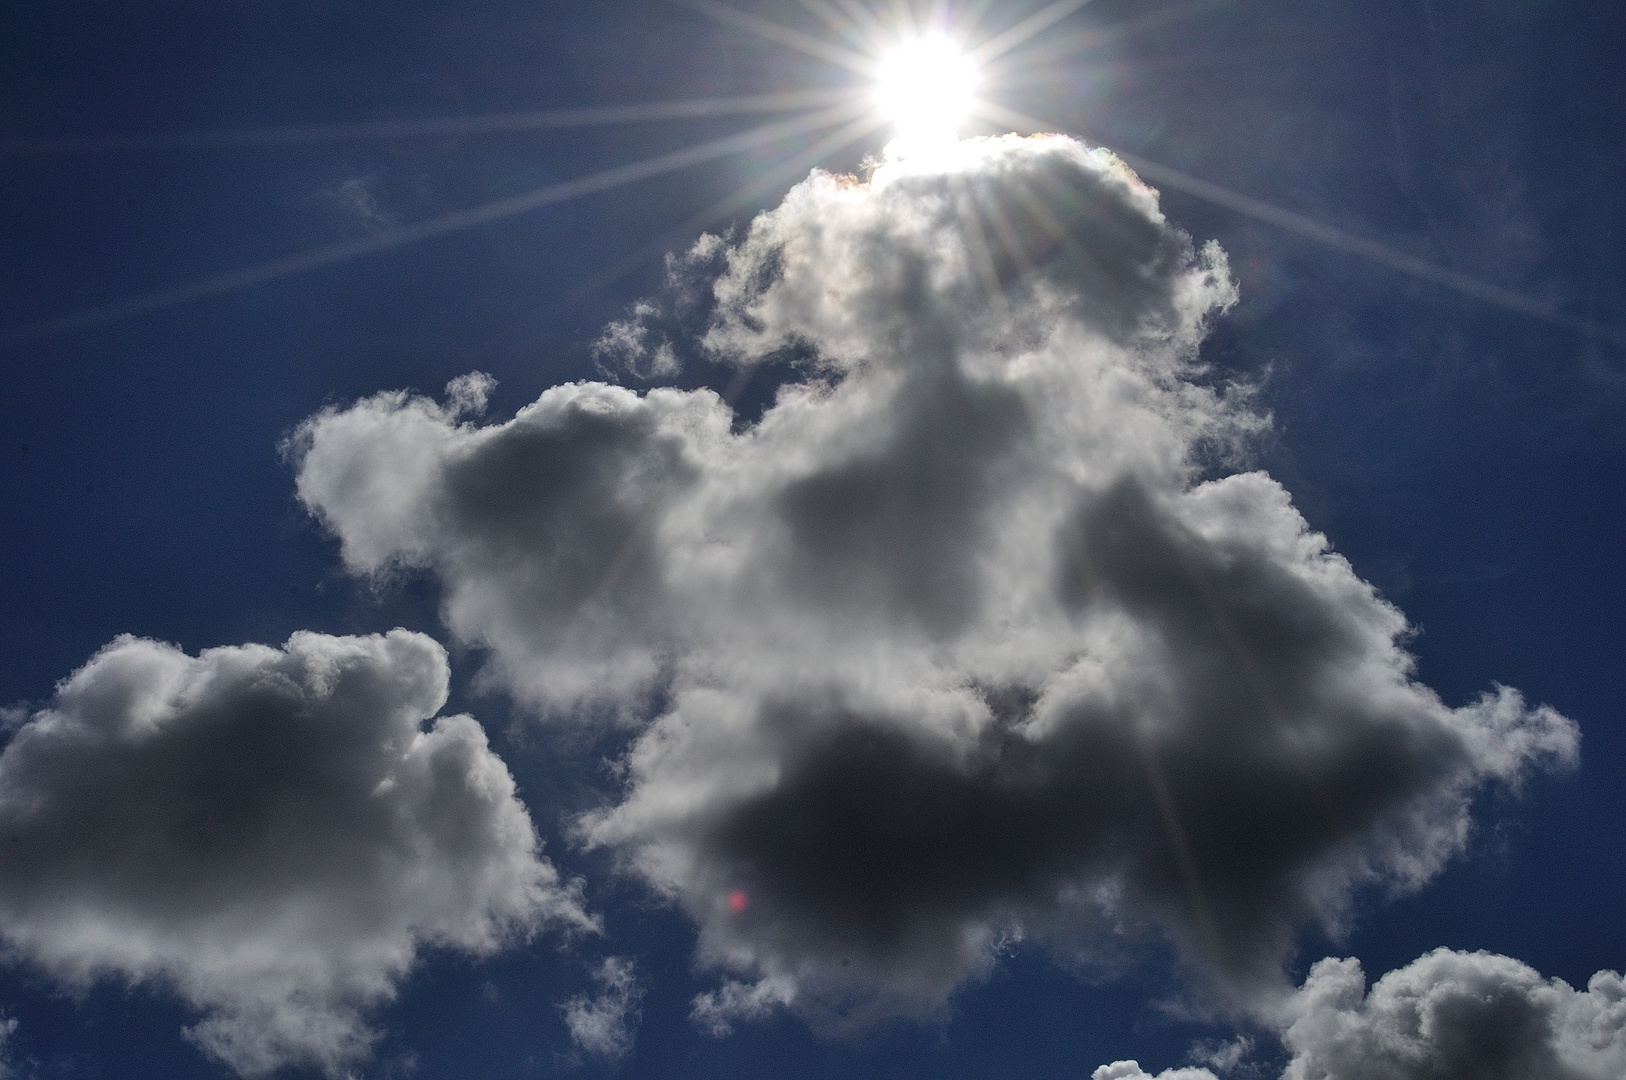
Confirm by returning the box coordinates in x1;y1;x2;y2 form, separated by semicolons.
1;2;1623;1078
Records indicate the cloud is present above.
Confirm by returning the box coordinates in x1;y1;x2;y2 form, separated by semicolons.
1093;947;1626;1080
593;232;730;381
0;1015;15;1080
289;135;1577;1027
1189;1035;1253;1073
0;630;593;1077
561;957;645;1063
1276;949;1626;1080
1093;1061;1220;1080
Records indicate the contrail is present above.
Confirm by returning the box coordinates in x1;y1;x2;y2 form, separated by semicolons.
976;101;1626;348
0;89;857;156
2;104;866;343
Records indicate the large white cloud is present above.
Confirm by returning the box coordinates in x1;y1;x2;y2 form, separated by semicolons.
0;629;592;1077
290;135;1577;1027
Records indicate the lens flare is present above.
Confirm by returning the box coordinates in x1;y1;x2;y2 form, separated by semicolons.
874;35;979;153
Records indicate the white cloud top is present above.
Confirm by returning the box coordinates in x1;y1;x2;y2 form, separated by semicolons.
290;135;1578;1027
0;630;591;1077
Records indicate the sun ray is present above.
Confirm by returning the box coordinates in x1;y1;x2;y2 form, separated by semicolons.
974;100;1626;348
994;0;1237;69
679;0;876;75
878;0;917;39
0;89;858;156
970;0;1095;64
2;105;867;343
792;0;866;42
976;181;1041;286
394;110;890;380
828;0;889;39
958;0;1001;37
949;174;1011;313
557;111;889;316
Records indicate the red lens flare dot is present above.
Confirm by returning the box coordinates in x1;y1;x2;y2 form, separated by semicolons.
727;889;749;913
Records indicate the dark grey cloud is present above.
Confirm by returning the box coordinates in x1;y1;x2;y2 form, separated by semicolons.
291;135;1577;1029
0;630;592;1077
1275;950;1626;1080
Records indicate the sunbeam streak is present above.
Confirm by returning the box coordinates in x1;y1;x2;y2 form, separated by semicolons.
969;0;1095;64
680;0;875;74
0;89;858;156
976;100;1626;349
558;111;889;314
793;0;866;40
2;104;866;342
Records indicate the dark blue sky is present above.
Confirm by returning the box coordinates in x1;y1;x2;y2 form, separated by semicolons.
2;2;1622;1078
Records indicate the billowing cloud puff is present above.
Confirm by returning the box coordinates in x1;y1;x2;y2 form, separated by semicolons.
289;135;1577;1026
0;630;592;1077
1277;949;1626;1080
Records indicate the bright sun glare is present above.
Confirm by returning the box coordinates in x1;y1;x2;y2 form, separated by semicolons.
874;35;980;153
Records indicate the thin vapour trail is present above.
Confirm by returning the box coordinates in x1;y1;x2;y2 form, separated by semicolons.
2;105;865;343
0;89;857;156
977;101;1626;348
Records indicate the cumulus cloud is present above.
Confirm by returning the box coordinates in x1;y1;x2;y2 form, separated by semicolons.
289;135;1577;1026
0;630;592;1077
1277;949;1626;1080
561;956;645;1062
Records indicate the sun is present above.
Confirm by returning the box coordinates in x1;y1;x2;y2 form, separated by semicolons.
873;35;980;154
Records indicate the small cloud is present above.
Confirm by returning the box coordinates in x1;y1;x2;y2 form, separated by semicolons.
0;703;29;734
690;976;797;1037
1188;1035;1252;1073
324;174;395;233
1092;1061;1218;1080
444;372;496;419
0;1014;18;1080
591;232;730;380
561;958;645;1063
